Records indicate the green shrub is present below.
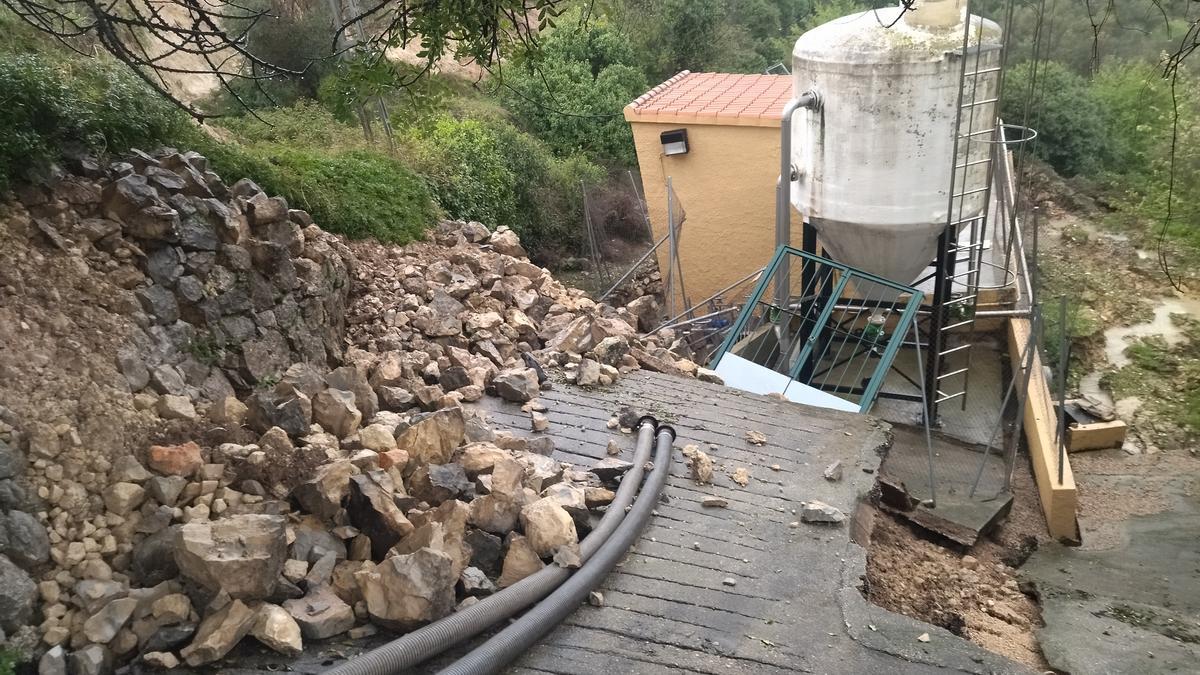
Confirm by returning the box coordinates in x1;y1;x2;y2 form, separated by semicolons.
404;114;604;258
1002;61;1110;177
500;15;647;166
0;53;188;192
406;115;519;229
196;137;438;243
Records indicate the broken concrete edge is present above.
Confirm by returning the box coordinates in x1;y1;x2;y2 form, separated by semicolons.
836;542;1036;675
838;420;1033;673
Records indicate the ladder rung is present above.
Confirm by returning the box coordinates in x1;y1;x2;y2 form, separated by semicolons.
943;294;978;306
961;128;997;138
948;243;985;253
955;157;992;170
961;97;999;108
936;390;967;404
953;186;990;198
939;343;973;357
937;368;969;381
943;319;976;331
965;66;1002;77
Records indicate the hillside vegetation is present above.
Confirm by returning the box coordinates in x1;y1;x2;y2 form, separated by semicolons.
0;1;1197;271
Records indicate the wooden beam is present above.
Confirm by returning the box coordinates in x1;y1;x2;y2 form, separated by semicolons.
1067;420;1127;452
1008;318;1079;541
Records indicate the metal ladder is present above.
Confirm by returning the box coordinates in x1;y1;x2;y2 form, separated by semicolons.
929;11;1003;415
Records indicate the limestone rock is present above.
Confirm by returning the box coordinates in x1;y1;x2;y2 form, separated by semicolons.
396;407;465;466
175;514;287;600
142;651;179;670
489;227;527;257
800;500;846;524
283;584;355;640
157;394;197;421
250;603;303;655
359;423;397;451
688;447;713;485
590;457;633;482
291;460;359;521
313;388;362;439
408;464;472;506
325;365;380;422
180;598;256;666
356;548;455;631
103;481;146;515
83;597;138;644
492;367;539;403
497;534;544;588
456;442;509;476
823;461;843;482
575;358;601;386
519;498;578;559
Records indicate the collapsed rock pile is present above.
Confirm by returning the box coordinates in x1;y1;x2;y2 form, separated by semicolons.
0;149;717;673
344;220;722;388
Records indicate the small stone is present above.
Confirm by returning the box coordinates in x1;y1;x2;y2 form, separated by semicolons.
799;500;846;525
142;651;179;669
745;430;767;446
588;591;605;607
530;411;549;432
730;467;750;487
823;461;843;482
156;394;197;421
688;447;713;485
722;577;737;587
102;482;146;515
148;442;203;477
250;603;303;656
917;632;930;643
606;440;620;456
961;555;979;569
701;496;728;508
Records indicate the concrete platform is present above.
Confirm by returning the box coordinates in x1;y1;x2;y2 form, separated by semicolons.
475;371;1028;674
1020;496;1200;674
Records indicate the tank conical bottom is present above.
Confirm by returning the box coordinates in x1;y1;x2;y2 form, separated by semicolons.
810;218;945;289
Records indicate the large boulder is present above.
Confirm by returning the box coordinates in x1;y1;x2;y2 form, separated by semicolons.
313;388;362;439
356;547;455;631
492;368;539;403
519;498;579;559
174;515;287;600
251;603;303;655
396;407;465;466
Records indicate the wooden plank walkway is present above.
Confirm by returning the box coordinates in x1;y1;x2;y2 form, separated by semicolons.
469;371;1030;675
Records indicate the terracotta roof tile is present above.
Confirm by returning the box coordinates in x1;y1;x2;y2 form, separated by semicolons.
623;71;793;128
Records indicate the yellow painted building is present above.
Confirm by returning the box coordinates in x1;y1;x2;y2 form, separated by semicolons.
624;71;804;309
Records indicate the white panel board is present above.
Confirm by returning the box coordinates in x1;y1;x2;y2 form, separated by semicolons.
714;353;860;413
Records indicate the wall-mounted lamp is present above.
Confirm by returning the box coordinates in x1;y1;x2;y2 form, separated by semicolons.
660;129;689;156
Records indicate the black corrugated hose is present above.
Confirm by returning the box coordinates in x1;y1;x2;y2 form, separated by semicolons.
326;416;662;675
437;423;676;675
